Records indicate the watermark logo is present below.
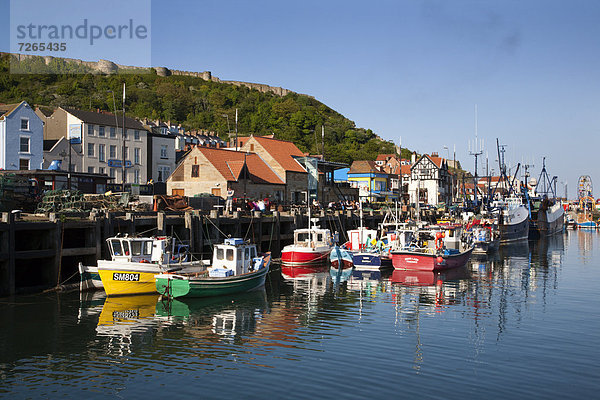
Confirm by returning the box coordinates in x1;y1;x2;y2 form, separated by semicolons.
9;0;152;74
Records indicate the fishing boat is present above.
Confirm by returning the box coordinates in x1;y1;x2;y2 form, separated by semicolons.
528;159;565;238
96;235;208;296
467;219;500;255
78;262;103;291
281;225;334;266
492;195;530;243
155;238;271;299
390;226;473;271
329;244;354;269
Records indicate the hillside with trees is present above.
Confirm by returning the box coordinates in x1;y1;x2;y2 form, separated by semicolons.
0;54;402;165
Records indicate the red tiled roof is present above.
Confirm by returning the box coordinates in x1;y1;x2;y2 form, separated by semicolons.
401;165;411;175
251;136;306;173
429;155;444;168
198;147;284;184
348;160;381;174
376;154;395;162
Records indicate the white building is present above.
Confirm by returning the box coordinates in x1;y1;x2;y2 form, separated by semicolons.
407;153;452;206
42;108;176;184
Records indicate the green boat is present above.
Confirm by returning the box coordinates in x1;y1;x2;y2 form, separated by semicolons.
155;238;271;299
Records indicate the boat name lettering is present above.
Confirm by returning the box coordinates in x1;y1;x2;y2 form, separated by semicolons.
113;272;140;281
405;257;419;264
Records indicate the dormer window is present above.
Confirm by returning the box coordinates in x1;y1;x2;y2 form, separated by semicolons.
20;118;29;130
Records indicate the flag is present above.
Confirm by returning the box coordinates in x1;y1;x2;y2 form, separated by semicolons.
122;83;126;104
235;108;238;123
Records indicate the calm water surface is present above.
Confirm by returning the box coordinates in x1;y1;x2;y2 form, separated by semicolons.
1;230;599;399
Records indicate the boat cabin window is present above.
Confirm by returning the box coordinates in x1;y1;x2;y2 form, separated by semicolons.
245;247;250;259
143;241;153;256
122;241;131;256
130;241;143;256
226;248;234;261
110;239;123;256
316;233;323;242
297;232;310;242
250;247;256;258
216;248;224;260
237;249;242;260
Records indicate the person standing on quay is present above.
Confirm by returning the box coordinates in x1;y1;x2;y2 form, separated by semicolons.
226;188;234;214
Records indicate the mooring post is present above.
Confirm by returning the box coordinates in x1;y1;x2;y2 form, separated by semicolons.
185;212;194;252
157;212;166;235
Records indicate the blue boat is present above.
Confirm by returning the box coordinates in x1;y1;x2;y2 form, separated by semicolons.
330;245;353;269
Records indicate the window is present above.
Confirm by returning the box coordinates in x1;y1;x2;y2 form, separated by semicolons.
99;167;105;175
19;137;29;153
191;164;199;177
109;145;116;158
109;168;116;178
124;146;129;160
20;118;29;130
250;144;254;151
134;130;140;140
99;144;105;162
226;249;234;261
134;169;140;184
19;158;29;170
87;124;94;136
123;129;128;139
110;240;122;256
88;166;94;173
87;142;94;156
99;126;105;137
130;241;142;256
109;127;115;138
157;166;171;182
134;148;140;164
216;248;224;260
160;145;168;158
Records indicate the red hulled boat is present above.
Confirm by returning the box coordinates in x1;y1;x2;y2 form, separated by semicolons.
281;227;333;266
390;227;473;271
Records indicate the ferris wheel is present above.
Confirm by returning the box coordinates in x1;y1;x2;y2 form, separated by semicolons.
578;175;593;199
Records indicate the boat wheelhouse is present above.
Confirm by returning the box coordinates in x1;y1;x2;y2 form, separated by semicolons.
155;238;271;298
96;235;207;296
281;227;334;266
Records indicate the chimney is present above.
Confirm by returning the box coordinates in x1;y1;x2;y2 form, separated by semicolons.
411;152;416;164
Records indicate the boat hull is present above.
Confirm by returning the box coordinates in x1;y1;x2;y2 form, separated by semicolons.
391;247;473;271
78;263;103;291
499;212;530;243
530;203;565;238
352;252;382;269
281;247;331;266
98;260;205;296
472;239;500;254
156;266;269;298
329;246;354;269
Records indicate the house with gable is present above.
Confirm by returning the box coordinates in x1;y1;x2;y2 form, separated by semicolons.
239;135;308;204
166;146;285;201
0;101;44;170
407;152;452;206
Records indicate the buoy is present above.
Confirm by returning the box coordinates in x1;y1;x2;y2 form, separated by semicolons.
436;256;444;264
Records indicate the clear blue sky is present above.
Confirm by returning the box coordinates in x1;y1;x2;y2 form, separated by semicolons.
2;0;599;198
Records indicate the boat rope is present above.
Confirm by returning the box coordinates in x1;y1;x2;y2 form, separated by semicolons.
243;213;254;241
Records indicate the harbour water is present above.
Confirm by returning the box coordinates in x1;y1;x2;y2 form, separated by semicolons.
1;230;599;399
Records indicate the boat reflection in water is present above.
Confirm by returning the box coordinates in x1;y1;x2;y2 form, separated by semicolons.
390;267;471;310
95;294;161;355
156;289;269;342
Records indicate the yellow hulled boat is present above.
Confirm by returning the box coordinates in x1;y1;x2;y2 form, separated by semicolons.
97;235;208;296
